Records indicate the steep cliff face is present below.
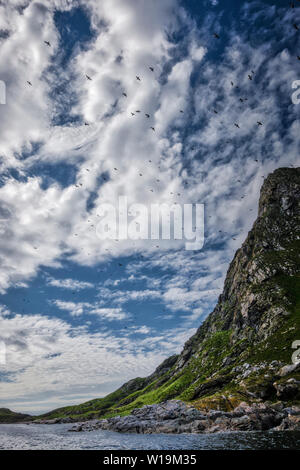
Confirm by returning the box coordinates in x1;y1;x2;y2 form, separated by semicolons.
177;167;300;369
39;167;300;421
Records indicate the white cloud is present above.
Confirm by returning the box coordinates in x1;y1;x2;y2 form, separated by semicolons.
47;277;94;290
0;312;193;413
53;299;128;320
0;305;11;317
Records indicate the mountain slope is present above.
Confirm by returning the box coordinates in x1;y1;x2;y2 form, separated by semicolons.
0;408;31;423
38;167;300;422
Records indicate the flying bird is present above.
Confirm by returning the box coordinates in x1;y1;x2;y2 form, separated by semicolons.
293;24;299;31
122;92;127;97
27;81;32;86
234;123;240;128
85;74;92;80
136;76;141;81
149;66;154;72
248;74;253;80
257;121;263;126
145;113;150;118
44;40;51;46
150;127;155;131
213;33;220;39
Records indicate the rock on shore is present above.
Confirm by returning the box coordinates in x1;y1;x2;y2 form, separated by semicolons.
68;400;300;434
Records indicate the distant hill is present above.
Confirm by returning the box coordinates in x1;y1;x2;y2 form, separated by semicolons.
27;168;300;421
0;408;31;423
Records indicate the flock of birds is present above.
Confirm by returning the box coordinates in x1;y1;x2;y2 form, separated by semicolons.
22;5;299;262
11;12;298;343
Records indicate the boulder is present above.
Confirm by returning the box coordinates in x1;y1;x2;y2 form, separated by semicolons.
273;381;300;400
278;363;300;377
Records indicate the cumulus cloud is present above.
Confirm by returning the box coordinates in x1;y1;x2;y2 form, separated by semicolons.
53;300;128;320
47;277;94;290
0;312;194;412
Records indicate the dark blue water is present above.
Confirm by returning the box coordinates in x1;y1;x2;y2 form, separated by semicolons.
0;424;299;450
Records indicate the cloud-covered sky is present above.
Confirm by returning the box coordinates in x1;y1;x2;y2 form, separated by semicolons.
0;0;299;413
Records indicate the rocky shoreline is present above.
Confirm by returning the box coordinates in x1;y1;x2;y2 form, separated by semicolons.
66;400;300;434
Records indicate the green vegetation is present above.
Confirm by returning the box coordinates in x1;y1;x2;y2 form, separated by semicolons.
0;408;31;423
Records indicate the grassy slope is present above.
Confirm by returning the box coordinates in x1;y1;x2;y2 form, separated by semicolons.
0;408;31;423
38;270;300;421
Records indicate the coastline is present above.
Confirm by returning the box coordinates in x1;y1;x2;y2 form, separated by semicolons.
30;400;300;434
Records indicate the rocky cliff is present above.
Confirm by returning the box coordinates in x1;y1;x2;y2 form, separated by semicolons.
37;167;300;422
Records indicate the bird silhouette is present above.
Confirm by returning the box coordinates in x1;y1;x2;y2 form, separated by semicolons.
257;121;263;126
149;67;154;72
293;24;299;31
248;74;253;80
234;123;240;128
150;127;155;131
136;76;141;81
145;114;150;118
27;81;32;86
213;33;220;39
122;92;127;97
44;41;51;47
85;74;92;80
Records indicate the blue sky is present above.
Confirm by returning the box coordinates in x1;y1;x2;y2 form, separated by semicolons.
0;0;299;414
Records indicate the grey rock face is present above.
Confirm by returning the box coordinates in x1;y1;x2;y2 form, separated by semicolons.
279;363;300;377
68;399;300;434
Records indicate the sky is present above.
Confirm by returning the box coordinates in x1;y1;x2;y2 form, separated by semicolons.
0;0;299;414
